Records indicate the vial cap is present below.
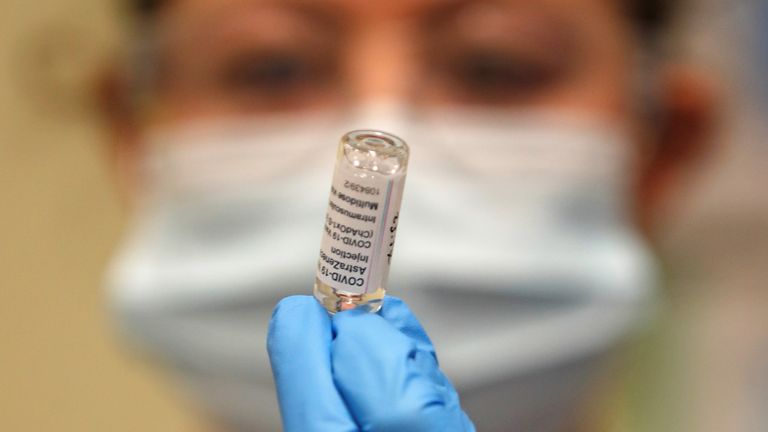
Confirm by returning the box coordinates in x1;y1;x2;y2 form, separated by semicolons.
341;130;409;175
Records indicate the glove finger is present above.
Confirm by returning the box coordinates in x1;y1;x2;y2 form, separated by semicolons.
332;309;471;432
379;296;435;355
380;297;468;406
381;296;475;432
379;296;448;391
267;296;357;432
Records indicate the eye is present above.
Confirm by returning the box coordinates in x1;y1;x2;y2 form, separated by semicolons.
420;2;575;105
445;49;563;100
220;51;319;95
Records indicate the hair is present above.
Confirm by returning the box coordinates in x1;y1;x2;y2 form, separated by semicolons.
627;0;679;42
128;0;679;42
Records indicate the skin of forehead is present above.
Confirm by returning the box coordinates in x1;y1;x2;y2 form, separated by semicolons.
159;0;628;34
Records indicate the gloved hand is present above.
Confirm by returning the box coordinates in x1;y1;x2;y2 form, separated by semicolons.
267;295;475;432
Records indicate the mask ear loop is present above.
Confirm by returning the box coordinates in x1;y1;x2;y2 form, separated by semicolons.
124;15;164;125
630;36;667;160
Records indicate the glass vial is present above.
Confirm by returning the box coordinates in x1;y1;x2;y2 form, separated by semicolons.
314;130;409;313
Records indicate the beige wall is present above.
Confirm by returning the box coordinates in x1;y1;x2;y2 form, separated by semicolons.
0;1;201;430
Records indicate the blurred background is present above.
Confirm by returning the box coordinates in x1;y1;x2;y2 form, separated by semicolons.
0;0;766;431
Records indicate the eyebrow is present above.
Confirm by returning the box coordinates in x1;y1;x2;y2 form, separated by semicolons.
422;1;576;38
158;1;340;45
283;0;470;21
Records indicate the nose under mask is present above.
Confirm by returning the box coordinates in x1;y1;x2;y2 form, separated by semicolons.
107;106;657;432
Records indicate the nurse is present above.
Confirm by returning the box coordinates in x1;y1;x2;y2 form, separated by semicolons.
99;0;714;430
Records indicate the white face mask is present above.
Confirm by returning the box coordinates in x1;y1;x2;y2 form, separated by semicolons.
107;105;657;432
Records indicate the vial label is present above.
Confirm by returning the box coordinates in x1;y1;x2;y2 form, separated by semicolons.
317;162;405;295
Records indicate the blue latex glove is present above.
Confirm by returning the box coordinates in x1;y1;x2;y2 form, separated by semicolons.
267;295;475;432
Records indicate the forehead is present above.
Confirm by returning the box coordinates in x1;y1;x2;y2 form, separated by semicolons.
163;0;624;28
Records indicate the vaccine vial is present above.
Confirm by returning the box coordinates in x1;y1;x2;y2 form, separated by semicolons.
314;130;409;313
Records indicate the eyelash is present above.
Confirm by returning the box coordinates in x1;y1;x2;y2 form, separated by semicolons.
221;54;315;91
445;51;562;95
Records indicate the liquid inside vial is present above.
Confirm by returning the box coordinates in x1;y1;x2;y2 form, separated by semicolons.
314;130;409;313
